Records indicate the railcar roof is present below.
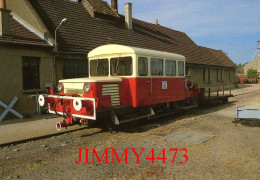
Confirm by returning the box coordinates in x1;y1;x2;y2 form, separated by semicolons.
88;44;186;61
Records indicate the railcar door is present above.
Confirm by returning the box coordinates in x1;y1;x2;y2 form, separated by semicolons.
135;57;151;107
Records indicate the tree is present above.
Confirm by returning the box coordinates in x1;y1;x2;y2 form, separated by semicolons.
247;68;258;78
236;63;247;74
219;49;228;56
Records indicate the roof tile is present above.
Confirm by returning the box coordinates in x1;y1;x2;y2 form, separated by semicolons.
0;16;49;47
28;0;236;67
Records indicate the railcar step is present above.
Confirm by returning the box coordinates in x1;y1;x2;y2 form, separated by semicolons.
179;105;198;110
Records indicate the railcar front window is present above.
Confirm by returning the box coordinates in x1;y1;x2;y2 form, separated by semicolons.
151;58;163;76
178;61;184;76
90;58;109;76
138;57;148;76
110;56;132;76
166;60;176;76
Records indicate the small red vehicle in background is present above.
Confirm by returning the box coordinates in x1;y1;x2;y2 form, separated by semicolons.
38;44;198;130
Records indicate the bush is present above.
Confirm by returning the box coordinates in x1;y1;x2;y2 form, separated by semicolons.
247;68;258;78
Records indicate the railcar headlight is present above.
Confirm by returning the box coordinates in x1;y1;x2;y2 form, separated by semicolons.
83;83;91;94
57;82;64;92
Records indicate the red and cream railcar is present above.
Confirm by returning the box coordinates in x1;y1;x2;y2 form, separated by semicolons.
38;44;198;130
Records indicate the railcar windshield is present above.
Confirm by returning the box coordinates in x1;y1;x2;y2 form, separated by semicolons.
90;58;109;76
110;56;133;76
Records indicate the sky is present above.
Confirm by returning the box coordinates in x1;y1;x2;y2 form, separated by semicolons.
103;0;260;65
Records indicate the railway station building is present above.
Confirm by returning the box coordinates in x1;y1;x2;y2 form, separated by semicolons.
0;0;236;117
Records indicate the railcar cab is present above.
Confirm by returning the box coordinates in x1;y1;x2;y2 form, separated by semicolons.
87;44;191;108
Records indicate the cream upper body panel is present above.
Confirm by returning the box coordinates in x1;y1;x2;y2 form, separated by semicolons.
60;77;122;83
88;44;186;61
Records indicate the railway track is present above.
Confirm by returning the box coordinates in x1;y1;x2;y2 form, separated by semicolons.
232;90;259;97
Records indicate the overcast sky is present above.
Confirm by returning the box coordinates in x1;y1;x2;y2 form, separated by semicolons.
105;0;260;65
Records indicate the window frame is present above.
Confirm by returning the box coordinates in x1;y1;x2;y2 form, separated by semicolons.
165;59;177;76
203;67;206;81
217;69;219;81
138;56;148;76
178;61;185;77
150;57;164;76
208;68;211;82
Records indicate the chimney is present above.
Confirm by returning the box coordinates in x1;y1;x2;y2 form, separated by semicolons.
0;0;11;36
155;19;158;25
258;41;260;58
125;3;132;30
111;0;118;13
1;0;6;9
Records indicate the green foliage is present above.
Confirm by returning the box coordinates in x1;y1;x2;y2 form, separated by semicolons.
219;49;228;56
247;68;258;78
237;63;246;68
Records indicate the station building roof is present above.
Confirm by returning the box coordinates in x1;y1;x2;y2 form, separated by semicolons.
27;0;236;68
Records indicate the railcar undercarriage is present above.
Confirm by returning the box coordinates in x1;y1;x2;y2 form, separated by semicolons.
49;97;199;131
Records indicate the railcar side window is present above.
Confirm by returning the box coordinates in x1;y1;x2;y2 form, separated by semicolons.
178;61;184;76
110;56;132;76
165;60;176;76
138;57;148;76
150;58;163;76
90;58;109;76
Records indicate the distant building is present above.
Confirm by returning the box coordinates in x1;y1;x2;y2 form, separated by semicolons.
244;41;260;75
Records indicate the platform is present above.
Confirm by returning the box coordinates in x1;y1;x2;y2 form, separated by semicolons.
0;115;86;146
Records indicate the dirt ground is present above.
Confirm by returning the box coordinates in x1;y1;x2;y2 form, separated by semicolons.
0;84;259;180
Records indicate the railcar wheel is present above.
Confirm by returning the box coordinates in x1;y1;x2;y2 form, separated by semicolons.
104;118;119;133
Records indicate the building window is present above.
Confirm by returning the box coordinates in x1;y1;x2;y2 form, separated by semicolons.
229;70;231;81
138;57;148;76
150;58;163;76
22;57;40;90
221;69;223;81
217;69;219;81
178;61;184;76
203;67;206;81
165;60;176;76
63;59;88;79
208;68;211;81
